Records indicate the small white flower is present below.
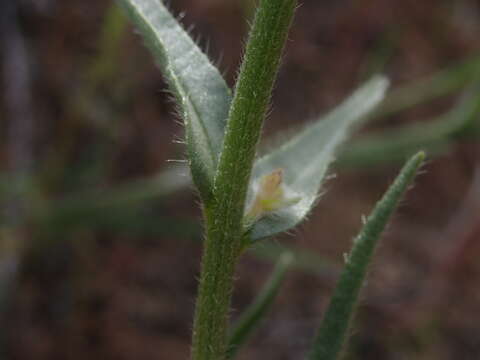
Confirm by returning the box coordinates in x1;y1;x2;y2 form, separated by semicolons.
245;168;300;225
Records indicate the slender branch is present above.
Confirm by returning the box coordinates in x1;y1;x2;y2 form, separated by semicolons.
227;252;293;359
191;1;297;359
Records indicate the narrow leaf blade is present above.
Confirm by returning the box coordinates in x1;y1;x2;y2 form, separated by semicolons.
307;151;425;360
227;252;293;359
248;76;389;240
117;0;231;197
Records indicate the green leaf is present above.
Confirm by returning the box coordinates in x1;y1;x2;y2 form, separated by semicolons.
373;53;480;120
34;165;190;232
340;82;480;167
227;252;293;359
252;241;339;279
247;76;389;240
306;152;425;360
117;0;231;198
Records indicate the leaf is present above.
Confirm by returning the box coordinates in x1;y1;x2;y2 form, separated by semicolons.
340;80;480;167
34;164;190;232
117;0;231;198
374;54;480;120
227;252;293;359
252;241;339;279
247;76;389;240
306;152;425;360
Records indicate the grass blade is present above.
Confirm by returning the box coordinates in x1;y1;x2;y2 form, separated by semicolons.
252;241;339;280
227;252;293;359
248;76;389;241
340;84;480;167
373;54;480;119
307;151;425;360
117;0;231;198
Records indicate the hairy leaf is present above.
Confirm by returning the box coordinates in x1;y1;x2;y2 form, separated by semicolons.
247;76;389;240
117;0;231;198
307;151;425;360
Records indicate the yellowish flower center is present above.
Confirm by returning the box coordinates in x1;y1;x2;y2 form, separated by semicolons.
245;168;299;225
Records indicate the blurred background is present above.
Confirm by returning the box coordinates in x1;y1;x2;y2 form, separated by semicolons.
1;0;480;359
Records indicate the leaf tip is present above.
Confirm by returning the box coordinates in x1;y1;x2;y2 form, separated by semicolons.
279;251;295;267
372;73;390;88
413;150;426;162
405;150;427;177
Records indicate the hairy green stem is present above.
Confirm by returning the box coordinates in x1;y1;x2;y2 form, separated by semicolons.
190;1;297;359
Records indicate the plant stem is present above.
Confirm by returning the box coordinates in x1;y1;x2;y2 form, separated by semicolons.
190;1;297;359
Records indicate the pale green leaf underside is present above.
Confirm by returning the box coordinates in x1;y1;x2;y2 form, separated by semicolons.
117;0;231;195
249;76;389;240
